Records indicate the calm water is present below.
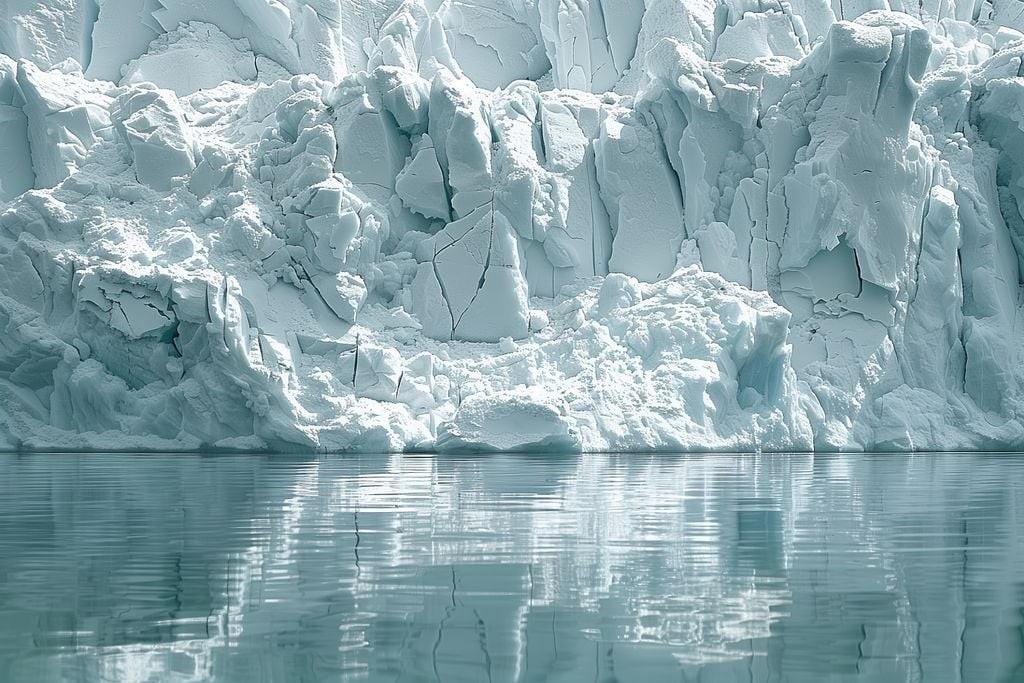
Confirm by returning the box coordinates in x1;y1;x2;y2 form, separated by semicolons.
0;453;1022;682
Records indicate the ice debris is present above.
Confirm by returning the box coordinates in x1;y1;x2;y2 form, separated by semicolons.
2;0;1024;451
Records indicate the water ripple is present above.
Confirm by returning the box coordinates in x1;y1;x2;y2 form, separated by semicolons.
0;453;1022;681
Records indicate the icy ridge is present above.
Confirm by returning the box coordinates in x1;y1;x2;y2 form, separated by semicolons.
1;1;1024;451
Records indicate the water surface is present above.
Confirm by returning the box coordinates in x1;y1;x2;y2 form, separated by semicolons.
0;453;1022;682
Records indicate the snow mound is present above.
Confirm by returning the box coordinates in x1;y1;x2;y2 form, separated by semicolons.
436;270;814;452
121;22;289;96
2;1;1024;451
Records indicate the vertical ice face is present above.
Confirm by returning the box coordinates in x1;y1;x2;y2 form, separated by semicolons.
4;0;1024;451
0;56;34;201
538;0;643;92
407;69;532;341
536;0;722;95
0;0;96;71
17;60;114;188
595;107;685;282
751;16;943;442
766;19;935;320
900;185;965;395
490;84;611;297
329;72;410;202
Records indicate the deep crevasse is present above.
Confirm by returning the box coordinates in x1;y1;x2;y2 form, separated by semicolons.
0;0;1023;452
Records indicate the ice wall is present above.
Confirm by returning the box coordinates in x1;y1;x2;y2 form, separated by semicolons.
2;0;1024;451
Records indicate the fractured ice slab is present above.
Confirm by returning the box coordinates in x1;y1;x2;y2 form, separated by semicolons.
112;85;197;191
3;1;1024;451
395;134;450;220
412;203;530;342
442;0;549;90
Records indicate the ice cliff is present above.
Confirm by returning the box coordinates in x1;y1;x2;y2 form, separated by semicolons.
2;0;1024;452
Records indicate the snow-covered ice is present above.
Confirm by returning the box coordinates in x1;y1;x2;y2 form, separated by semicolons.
2;0;1024;451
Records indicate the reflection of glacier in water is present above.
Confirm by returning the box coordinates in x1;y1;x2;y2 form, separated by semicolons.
0;454;1022;682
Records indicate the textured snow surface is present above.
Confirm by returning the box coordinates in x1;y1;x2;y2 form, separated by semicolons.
3;0;1024;451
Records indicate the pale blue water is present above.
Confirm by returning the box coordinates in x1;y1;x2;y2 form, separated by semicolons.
0;453;1022;682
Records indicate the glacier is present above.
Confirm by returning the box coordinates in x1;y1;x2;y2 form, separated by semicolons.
1;0;1024;452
